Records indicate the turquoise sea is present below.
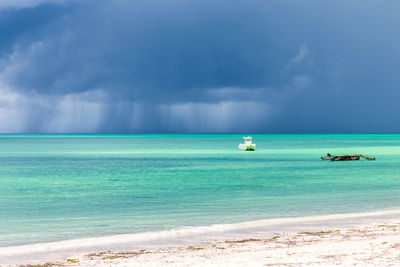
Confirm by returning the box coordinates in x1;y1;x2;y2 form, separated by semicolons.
1;134;400;247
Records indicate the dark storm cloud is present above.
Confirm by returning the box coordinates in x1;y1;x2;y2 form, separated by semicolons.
4;0;279;99
0;3;73;57
0;0;399;132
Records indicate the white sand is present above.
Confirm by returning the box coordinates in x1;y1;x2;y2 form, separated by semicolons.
4;209;400;266
75;224;400;267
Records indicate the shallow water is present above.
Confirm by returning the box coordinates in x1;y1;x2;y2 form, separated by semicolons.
1;134;400;247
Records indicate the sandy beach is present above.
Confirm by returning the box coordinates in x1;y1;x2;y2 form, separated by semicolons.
65;223;400;267
3;209;400;266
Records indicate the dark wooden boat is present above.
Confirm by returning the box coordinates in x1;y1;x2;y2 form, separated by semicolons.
321;153;375;161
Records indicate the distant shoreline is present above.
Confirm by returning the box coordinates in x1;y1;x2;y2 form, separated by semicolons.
3;208;400;265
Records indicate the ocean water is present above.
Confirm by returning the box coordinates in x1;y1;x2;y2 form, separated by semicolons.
1;134;400;247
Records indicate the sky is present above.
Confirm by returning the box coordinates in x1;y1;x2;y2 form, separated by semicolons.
0;0;399;133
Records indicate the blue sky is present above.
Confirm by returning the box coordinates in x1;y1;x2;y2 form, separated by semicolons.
0;0;399;133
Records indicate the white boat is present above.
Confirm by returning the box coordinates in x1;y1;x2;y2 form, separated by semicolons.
238;136;256;151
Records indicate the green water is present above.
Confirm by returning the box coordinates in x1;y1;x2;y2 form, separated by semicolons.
1;134;400;247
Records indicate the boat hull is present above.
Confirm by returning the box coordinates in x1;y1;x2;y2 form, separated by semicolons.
331;155;360;161
238;144;256;150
